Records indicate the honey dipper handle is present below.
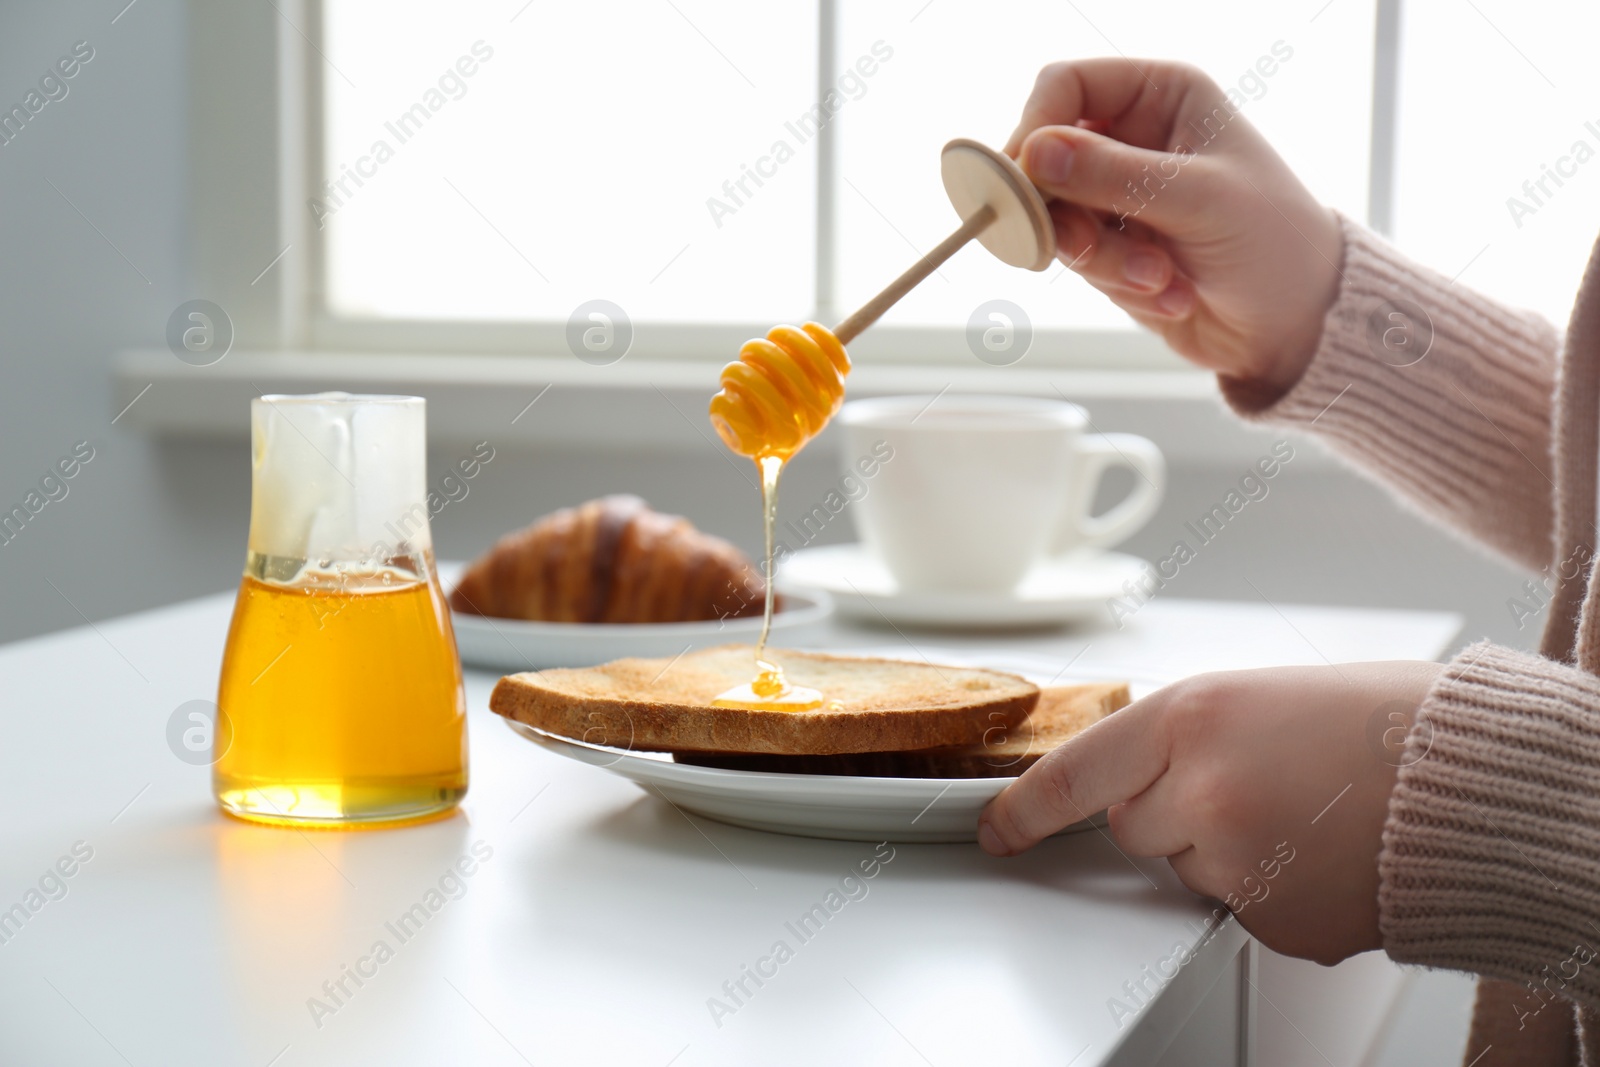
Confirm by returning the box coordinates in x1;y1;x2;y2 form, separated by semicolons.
832;204;997;346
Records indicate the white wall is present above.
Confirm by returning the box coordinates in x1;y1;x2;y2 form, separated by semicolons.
0;0;1541;669
0;0;208;642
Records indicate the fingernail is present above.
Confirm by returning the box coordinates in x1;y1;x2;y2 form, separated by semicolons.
1028;135;1074;185
1124;250;1166;290
1157;285;1195;317
977;821;1008;856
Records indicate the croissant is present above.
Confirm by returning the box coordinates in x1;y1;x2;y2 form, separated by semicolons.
449;495;768;624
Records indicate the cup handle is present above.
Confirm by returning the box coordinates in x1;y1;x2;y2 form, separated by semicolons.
1058;434;1166;554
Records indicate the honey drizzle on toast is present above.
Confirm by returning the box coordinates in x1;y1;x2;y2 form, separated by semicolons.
708;326;850;712
710;456;823;711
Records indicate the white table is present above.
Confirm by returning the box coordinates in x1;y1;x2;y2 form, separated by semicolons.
0;593;1460;1066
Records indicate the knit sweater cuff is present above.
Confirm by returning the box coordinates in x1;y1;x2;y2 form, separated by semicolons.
1380;641;1600;1016
1218;214;1558;569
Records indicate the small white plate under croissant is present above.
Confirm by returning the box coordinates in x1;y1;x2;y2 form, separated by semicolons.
444;496;833;671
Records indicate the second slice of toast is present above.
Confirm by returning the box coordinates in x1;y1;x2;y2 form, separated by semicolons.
489;644;1039;755
675;681;1131;777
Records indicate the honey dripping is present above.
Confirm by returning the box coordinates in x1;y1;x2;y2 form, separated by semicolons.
703;142;1050;712
707;323;851;712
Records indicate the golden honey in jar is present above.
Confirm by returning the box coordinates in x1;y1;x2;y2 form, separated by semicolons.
213;394;467;827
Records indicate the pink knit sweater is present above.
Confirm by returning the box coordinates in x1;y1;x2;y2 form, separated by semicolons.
1224;216;1600;1065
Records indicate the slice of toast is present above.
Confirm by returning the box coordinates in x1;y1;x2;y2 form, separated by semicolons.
675;681;1131;777
489;644;1039;756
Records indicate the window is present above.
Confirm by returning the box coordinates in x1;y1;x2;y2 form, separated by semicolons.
320;0;1565;363
318;1;817;326
1393;0;1600;326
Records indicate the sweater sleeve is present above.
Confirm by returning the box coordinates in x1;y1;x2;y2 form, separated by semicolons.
1380;640;1600;1017
1219;214;1561;573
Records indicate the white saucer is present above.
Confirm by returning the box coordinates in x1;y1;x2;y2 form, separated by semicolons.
777;544;1149;629
438;561;835;671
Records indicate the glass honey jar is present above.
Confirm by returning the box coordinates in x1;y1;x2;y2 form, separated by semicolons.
213;393;468;827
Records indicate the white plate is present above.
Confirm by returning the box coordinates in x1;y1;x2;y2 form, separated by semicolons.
777;543;1150;628
438;558;835;671
505;719;1107;843
502;656;1164;842
450;591;834;671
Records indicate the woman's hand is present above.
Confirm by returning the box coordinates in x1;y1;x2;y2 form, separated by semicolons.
1006;59;1344;394
978;661;1443;965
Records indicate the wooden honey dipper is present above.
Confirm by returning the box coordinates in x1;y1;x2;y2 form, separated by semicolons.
708;138;1057;461
704;140;1059;712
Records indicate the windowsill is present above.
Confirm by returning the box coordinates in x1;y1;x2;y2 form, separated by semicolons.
110;349;1332;469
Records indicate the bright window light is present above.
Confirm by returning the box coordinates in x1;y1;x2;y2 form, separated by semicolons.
319;0;1383;338
1393;0;1600;327
321;0;818;324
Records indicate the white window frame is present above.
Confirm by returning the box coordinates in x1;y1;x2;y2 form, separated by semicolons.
192;0;1401;369
115;0;1393;469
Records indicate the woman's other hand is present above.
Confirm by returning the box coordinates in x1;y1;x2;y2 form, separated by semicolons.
979;661;1443;964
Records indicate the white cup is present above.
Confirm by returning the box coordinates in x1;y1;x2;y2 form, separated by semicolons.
837;395;1165;594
